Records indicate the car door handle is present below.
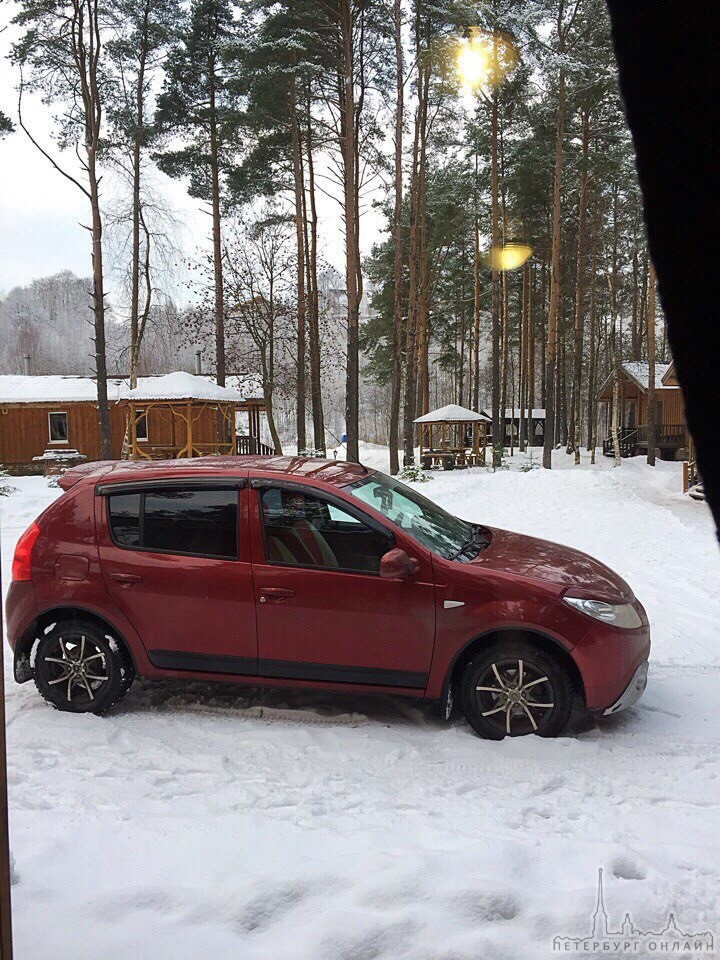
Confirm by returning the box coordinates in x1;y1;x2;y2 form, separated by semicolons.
259;587;296;603
110;573;143;586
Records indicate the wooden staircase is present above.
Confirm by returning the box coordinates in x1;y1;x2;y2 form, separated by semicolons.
688;482;706;502
602;428;638;458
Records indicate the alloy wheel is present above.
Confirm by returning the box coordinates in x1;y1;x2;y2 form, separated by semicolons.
475;658;555;736
42;633;110;705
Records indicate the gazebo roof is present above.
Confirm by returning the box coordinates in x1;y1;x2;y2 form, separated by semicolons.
119;371;245;403
415;404;490;424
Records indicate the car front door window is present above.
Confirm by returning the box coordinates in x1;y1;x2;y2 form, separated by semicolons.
259;486;391;574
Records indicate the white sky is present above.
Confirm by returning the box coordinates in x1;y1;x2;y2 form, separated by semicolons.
0;21;387;305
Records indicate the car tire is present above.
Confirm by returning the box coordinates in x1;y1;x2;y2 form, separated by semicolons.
460;639;575;739
33;620;135;715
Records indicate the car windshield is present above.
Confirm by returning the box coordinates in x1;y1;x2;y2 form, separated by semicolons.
347;471;488;561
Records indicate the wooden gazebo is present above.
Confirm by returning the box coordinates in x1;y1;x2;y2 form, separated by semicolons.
415;404;490;469
120;372;246;461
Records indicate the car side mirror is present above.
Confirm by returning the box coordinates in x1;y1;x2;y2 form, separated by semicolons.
379;548;420;581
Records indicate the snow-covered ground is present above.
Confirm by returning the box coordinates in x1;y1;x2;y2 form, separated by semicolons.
1;449;719;960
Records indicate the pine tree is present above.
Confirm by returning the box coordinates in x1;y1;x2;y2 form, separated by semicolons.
154;0;244;386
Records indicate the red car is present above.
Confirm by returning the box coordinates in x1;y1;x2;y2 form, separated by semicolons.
5;456;650;738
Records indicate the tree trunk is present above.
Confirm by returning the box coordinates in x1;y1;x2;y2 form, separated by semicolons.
339;0;360;462
402;63;423;466
519;262;529;452
490;83;501;464
499;118;509;449
303;97;325;454
543;59;565;470
473;184;481;411
608;190;622;465
303;97;326;456
416;95;430;419
646;260;657;466
388;0;403;474
528;263;535;439
290;82;307;453
88;148;111;459
128;2;150;389
586;223;598;461
631;248;640;360
82;0;111;459
208;65;226;388
571;109;590;464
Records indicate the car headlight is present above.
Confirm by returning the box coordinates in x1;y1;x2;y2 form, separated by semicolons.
563;596;642;629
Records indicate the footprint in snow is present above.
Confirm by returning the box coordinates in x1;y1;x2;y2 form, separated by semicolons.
456;891;519;923
612;856;647;881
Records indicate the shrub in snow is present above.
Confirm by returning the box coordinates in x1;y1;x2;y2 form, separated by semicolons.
399;465;432;483
300;448;326;459
519;451;540;473
0;466;16;496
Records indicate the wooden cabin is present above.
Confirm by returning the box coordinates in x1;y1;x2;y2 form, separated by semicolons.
499;408;546;448
596;360;688;460
0;372;271;475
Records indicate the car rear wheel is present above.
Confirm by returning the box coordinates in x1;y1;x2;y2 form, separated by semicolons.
33;621;134;714
460;640;574;739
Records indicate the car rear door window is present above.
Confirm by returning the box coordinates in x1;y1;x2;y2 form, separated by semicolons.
107;487;238;559
108;492;141;547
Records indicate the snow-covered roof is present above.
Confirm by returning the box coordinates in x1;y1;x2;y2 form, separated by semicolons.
596;361;676;399
120;372;245;402
0;372;259;405
503;408;546;419
621;361;672;391
415;404;490;424
0;375;111;404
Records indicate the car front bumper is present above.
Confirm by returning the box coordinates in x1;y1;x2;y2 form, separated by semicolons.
570;599;651;711
602;660;649;715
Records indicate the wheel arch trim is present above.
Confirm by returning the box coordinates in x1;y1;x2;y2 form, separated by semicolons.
14;602;140;682
438;624;584;705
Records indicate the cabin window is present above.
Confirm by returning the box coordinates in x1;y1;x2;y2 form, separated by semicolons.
48;412;68;444
135;408;148;442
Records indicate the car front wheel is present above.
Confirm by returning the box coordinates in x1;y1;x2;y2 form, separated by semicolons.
33;620;134;714
460;640;575;739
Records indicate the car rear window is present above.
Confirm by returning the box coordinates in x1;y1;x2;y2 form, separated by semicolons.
107;488;238;560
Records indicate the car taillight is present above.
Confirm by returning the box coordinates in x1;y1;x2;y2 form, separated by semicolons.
12;522;40;582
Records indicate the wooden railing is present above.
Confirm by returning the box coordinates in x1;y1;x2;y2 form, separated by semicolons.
603;428;638;458
235;435;276;456
683;458;700;492
636;423;687;447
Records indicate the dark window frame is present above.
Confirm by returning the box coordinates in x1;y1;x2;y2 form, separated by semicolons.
135;408;149;442
103;479;244;561
252;479;394;576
